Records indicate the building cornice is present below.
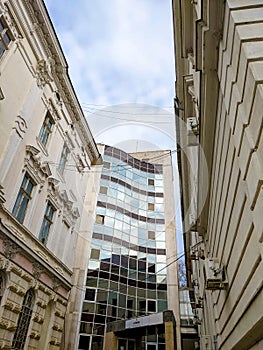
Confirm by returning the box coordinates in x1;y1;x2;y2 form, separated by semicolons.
7;0;100;164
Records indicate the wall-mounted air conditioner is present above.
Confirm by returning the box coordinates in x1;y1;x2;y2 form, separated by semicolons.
204;258;227;290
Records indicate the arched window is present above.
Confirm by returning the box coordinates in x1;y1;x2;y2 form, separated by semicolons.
12;289;35;349
0;271;6;304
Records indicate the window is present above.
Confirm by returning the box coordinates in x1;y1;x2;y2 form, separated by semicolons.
148;300;156;312
103;161;110;169
0;271;6;304
85;289;95;301
39;202;55;244
148;231;155;240
148;203;155;211
38;112;54;147
96;214;105;225
12;174;34;223
148;179;155;186
90;248;100;260
12;289;34;349
100;186;108;195
58;143;69;175
0;17;12;58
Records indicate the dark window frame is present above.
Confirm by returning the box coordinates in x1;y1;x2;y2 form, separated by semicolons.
38;112;54;147
12;289;35;349
12;173;34;223
58;143;69;175
0;16;12;58
39;201;55;245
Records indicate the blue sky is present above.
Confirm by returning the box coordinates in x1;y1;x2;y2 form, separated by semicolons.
44;0;175;108
44;1;184;251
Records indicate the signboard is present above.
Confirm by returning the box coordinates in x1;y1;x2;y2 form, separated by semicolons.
125;312;163;330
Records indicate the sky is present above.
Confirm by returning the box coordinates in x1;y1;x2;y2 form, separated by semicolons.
44;0;184;252
44;0;175;108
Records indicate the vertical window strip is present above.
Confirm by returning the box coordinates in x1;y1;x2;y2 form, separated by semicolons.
39;202;55;244
0;271;5;304
38;113;54;146
12;289;34;350
0;17;11;58
12;174;34;223
58;143;69;175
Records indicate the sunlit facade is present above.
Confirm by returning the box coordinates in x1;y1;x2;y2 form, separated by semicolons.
77;145;181;350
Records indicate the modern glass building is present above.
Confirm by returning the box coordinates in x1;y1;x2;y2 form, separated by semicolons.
77;145;180;350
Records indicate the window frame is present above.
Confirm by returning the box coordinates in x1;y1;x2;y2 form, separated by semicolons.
12;173;34;223
58;143;69;175
0;16;12;59
39;201;55;245
12;289;35;350
38;112;54;147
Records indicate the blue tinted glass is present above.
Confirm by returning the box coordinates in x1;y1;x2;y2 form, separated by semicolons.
17;197;29;222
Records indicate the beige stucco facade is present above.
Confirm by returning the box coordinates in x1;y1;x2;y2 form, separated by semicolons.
0;0;100;348
173;0;263;349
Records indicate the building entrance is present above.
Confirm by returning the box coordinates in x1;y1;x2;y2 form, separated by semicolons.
118;339;135;350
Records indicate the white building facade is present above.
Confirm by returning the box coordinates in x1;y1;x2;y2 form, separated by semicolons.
0;0;100;348
173;1;263;349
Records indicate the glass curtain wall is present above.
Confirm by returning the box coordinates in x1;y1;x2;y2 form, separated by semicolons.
78;146;169;350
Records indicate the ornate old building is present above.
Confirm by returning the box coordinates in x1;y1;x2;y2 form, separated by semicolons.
173;0;263;349
0;0;100;348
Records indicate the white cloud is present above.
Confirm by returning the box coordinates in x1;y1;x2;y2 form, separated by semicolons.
44;0;175;107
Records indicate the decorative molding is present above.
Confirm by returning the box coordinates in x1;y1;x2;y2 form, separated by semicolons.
0;317;16;331
0;339;12;349
8;281;26;296
24;145;52;188
50;337;60;346
51;275;61;292
32;314;44;324
3;239;20;259
0;184;6;206
32;261;45;280
52;322;62;332
36;57;55;87
4;223;25;241
47;97;61;121
29;330;41;340
12;115;28;139
36;300;48;309
54;310;64;318
4;300;21;314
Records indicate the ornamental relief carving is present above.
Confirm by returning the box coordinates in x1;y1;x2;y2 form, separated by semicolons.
36;58;55;87
32;261;45;280
12;115;28;139
3;239;20;260
0;4;22;40
24;145;52;187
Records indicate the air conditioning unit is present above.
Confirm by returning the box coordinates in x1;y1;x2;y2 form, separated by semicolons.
204;258;227;290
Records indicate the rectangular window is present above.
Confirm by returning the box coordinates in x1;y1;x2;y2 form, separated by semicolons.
38;112;54;147
0;17;12;58
148;179;155;186
148;203;155;211
148;231;155;240
12;174;34;223
58;143;69;175
99;186;108;195
39;202;55;244
96;214;104;225
148;300;156;312
103;161;110;169
90;248;100;260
